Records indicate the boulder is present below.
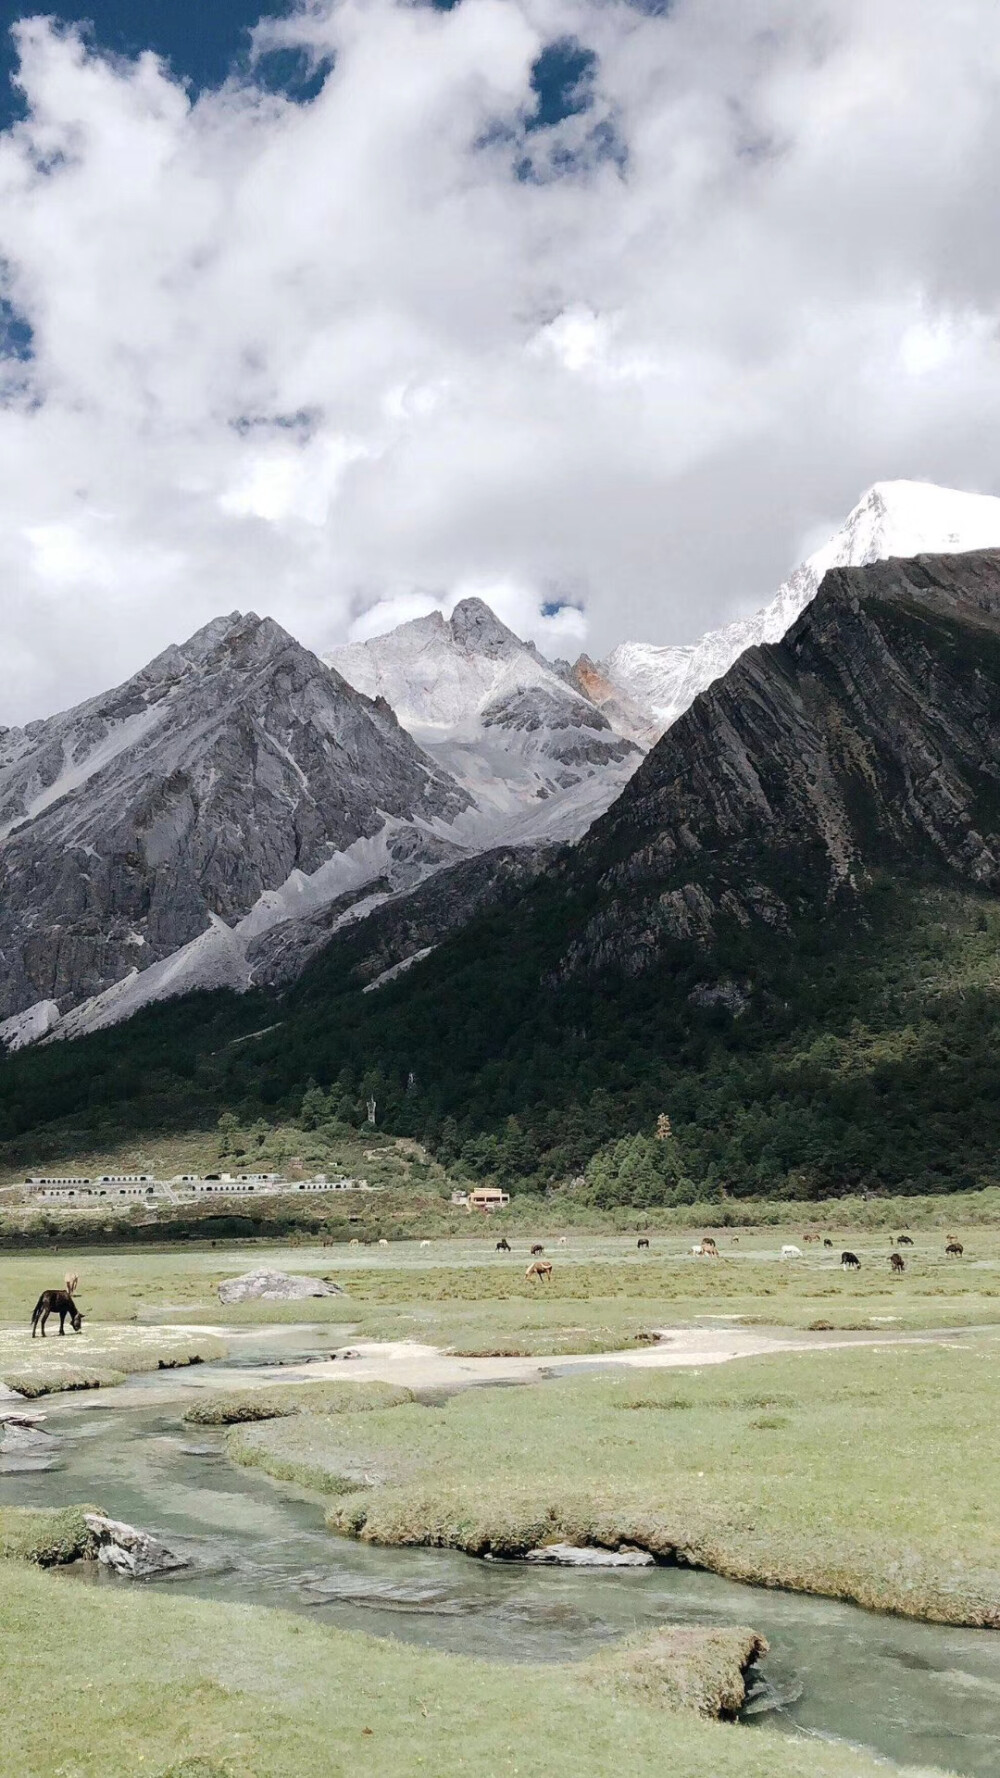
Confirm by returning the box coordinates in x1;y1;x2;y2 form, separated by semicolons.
217;1268;343;1305
524;1543;654;1568
84;1513;188;1578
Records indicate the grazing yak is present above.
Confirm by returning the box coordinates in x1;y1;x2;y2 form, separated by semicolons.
496;1238;511;1253
525;1259;553;1282
31;1290;83;1338
841;1251;861;1271
890;1253;906;1273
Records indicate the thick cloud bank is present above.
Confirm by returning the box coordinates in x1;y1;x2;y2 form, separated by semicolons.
2;0;1000;721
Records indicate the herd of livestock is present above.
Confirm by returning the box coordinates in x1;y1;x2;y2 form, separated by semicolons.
497;1232;970;1281
25;1236;971;1314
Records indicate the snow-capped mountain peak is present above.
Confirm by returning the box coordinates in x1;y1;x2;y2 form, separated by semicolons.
598;480;1000;740
326;602;641;841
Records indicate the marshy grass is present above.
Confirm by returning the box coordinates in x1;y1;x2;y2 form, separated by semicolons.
226;1337;1000;1626
0;1561;948;1778
0;1504;100;1565
0;1325;226;1397
184;1378;413;1425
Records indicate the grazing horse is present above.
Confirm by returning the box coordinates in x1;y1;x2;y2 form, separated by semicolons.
889;1253;905;1273
823;1239;833;1248
896;1235;913;1246
946;1241;964;1258
525;1259;553;1282
530;1243;545;1256
802;1234;819;1244
31;1290;83;1338
697;1239;719;1258
496;1238;511;1252
637;1238;650;1250
841;1251;861;1271
64;1272;79;1295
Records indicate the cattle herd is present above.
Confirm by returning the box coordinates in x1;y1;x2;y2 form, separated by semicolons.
492;1231;969;1284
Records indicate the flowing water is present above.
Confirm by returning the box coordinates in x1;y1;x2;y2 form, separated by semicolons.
4;1323;999;1777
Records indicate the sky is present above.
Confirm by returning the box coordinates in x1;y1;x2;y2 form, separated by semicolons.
2;1;1000;722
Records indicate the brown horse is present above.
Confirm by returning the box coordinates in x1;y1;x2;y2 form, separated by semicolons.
889;1253;905;1273
637;1238;650;1250
525;1260;553;1283
530;1243;545;1256
31;1290;83;1337
946;1241;964;1258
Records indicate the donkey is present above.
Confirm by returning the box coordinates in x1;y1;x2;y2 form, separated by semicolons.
31;1289;83;1338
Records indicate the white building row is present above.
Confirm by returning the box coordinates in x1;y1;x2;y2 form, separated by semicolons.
23;1172;377;1203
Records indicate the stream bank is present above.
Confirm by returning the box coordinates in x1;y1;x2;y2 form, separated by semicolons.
3;1323;999;1776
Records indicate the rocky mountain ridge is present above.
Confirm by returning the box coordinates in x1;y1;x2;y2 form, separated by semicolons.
590;481;1000;740
6;480;1000;1052
326;596;641;839
556;547;1000;981
0;611;474;1033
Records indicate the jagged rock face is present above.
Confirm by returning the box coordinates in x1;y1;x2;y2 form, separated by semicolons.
557;550;1000;978
0;613;471;1019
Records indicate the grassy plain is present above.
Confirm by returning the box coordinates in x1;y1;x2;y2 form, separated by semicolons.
225;1337;1000;1628
1;1231;999;1356
0;1557;949;1778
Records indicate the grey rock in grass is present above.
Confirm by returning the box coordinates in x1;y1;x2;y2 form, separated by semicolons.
217;1267;344;1305
84;1512;188;1578
525;1543;655;1568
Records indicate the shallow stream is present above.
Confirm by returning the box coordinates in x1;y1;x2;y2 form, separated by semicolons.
4;1324;999;1777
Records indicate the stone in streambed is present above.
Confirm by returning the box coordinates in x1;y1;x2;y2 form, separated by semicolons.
84;1512;188;1578
525;1543;655;1567
217;1268;344;1305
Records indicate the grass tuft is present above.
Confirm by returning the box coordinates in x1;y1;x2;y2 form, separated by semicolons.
184;1379;412;1425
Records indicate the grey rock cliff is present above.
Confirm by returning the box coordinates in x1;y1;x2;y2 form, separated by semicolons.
557;549;1000;977
0;613;471;1019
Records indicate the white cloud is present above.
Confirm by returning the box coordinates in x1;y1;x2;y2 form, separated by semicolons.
1;0;1000;721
